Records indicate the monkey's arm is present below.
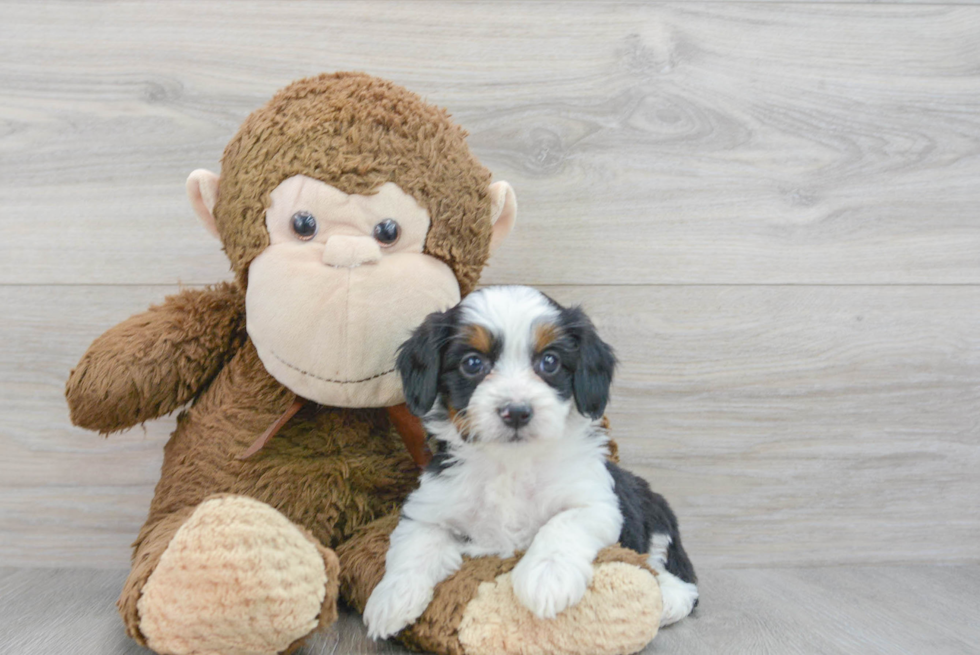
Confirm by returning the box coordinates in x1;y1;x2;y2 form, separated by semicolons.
66;282;246;433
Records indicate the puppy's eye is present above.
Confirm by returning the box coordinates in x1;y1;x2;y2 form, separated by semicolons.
373;218;400;245
291;211;318;240
460;354;486;377
537;352;561;376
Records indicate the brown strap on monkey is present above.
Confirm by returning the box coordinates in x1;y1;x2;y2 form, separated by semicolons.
237;396;306;460
237;398;431;468
387;403;432;469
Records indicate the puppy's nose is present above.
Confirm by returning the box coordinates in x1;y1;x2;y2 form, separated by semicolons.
498;403;533;428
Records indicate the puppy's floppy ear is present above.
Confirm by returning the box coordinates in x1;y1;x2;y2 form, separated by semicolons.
397;309;454;417
564;307;617;419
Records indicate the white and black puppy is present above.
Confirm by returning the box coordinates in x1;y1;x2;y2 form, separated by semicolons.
363;286;698;639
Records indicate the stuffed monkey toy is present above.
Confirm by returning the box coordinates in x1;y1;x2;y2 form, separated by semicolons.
66;72;663;655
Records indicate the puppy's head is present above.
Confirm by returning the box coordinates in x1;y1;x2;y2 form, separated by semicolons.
396;286;616;445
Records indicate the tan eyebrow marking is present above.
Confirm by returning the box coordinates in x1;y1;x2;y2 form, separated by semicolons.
534;322;561;353
466;324;493;353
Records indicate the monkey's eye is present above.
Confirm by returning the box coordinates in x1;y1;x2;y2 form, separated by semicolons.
291;211;318;240
536;352;561;376
460;354;487;378
373;218;400;245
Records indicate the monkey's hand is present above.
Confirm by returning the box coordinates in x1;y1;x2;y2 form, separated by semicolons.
66;282;245;433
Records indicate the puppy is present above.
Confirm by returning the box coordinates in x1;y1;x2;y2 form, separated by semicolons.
363;286;698;639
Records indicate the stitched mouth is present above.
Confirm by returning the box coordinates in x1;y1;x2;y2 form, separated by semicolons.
270;350;396;385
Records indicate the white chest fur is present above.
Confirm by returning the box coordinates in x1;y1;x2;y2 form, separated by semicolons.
401;434;619;558
365;422;629;638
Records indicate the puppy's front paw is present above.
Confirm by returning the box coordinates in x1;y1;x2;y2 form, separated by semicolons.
511;554;593;619
363;574;434;640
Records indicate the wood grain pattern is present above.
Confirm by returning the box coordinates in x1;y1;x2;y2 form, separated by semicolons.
3;565;979;655
549;285;980;567
1;0;978;599
2;285;977;568
1;2;979;285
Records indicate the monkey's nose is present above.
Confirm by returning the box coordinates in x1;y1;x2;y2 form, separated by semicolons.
321;235;382;268
498;403;533;429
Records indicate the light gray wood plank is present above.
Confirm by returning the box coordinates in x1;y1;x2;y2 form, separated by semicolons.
1;2;978;285
2;565;978;655
0;569;148;655
650;565;980;655
2;285;977;568
546;285;980;568
0;286;172;566
0;487;161;566
0;284;175;489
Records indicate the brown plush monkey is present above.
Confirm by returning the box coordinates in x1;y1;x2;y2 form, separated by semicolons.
66;72;663;655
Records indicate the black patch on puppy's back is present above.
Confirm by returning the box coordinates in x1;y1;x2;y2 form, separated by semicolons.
606;461;697;585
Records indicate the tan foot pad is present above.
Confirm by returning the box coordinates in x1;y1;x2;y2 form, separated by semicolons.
458;562;662;655
137;496;328;655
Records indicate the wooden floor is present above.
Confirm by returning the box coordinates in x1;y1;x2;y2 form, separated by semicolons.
2;565;978;655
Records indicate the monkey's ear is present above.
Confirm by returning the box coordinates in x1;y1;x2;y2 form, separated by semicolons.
186;169;220;240
488;181;517;254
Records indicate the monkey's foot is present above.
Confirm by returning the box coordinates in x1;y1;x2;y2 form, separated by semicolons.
136;495;339;655
449;549;662;655
340;516;663;655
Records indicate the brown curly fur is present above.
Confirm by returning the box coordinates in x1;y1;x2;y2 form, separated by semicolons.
70;282;420;646
66;282;246;433
216;72;494;295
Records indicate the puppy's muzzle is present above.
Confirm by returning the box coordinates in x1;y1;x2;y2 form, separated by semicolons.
498;403;533;429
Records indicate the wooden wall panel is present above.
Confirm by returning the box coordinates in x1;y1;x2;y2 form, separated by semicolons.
550;285;980;566
0;2;978;285
2;285;976;567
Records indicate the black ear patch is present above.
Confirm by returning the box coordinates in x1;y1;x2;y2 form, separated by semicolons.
562;306;617;419
396;308;456;417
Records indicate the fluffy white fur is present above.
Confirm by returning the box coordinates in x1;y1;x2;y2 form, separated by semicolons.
645;533;700;626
